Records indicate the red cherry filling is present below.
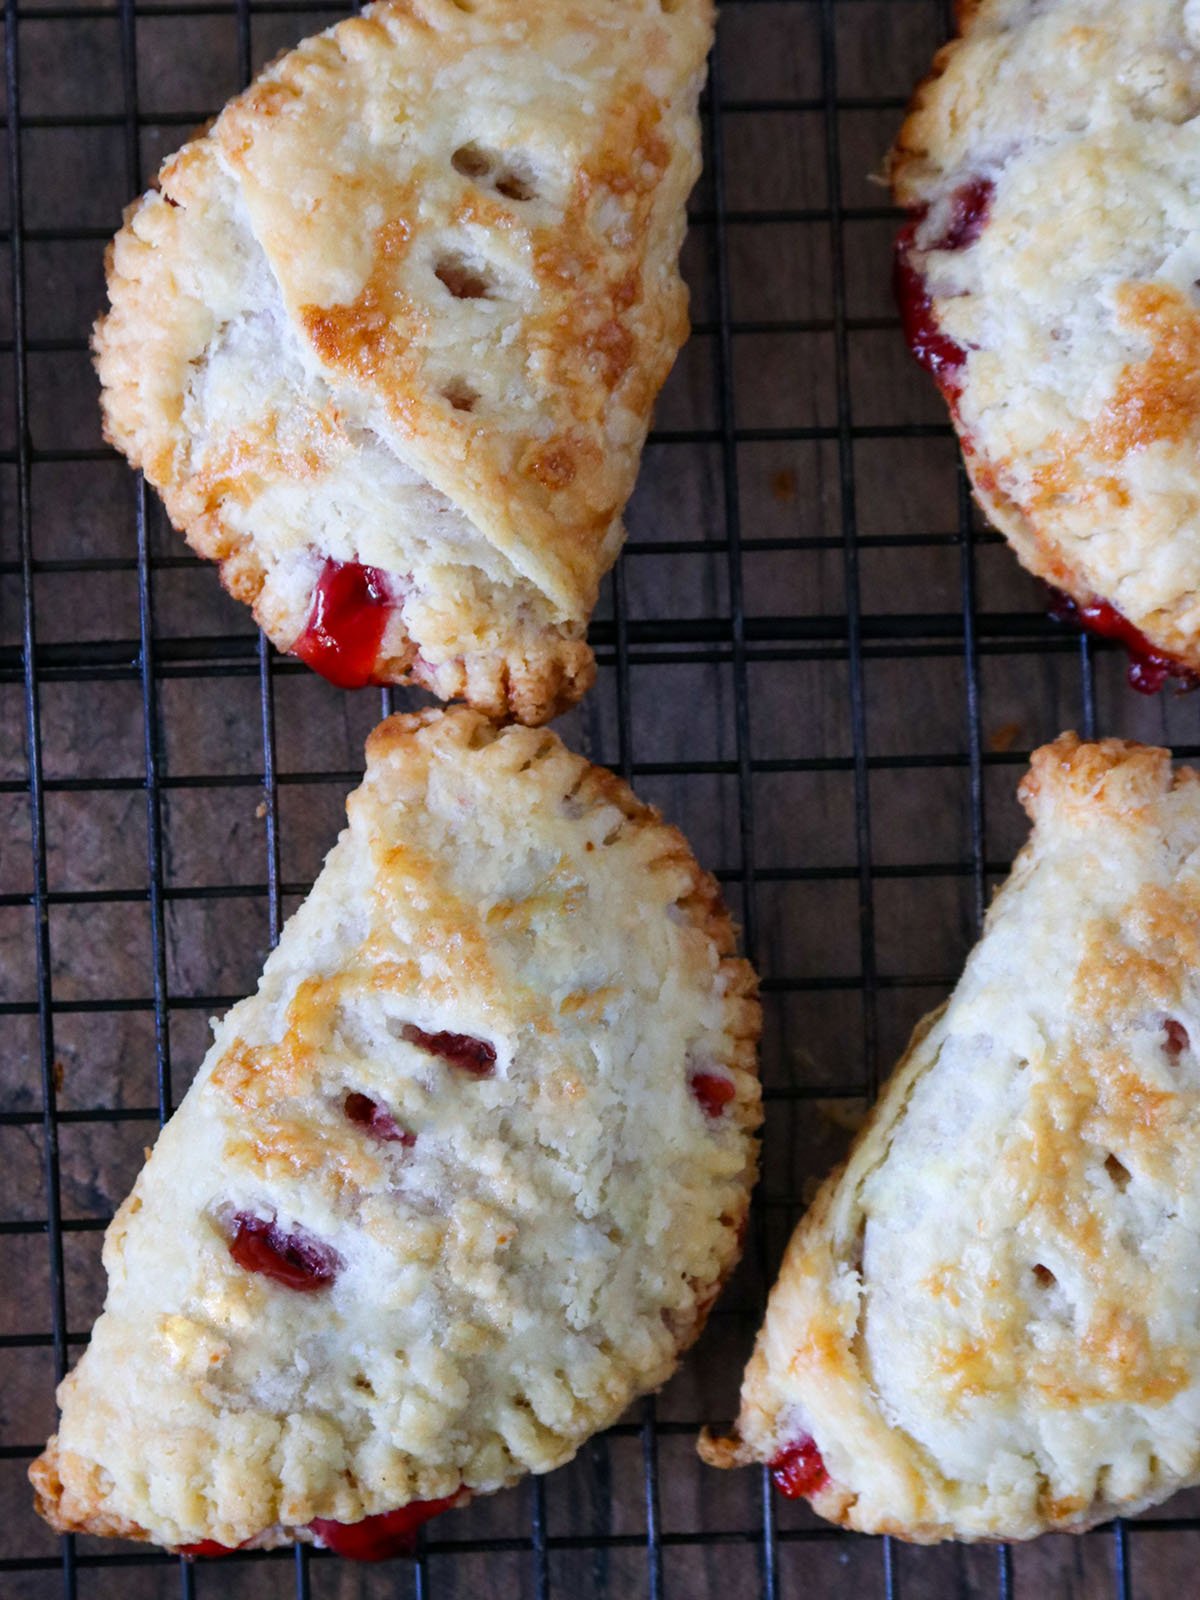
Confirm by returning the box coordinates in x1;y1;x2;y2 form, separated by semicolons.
769;1436;829;1500
932;177;994;254
401;1025;496;1077
1048;590;1199;695
178;1538;244;1559
344;1091;416;1146
1165;1019;1190;1057
689;1071;736;1119
308;1495;460;1561
179;1495;460;1562
895;245;968;397
292;559;393;690
228;1213;340;1291
894;177;993;403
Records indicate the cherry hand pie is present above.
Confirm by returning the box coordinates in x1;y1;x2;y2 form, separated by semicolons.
31;709;760;1554
702;734;1200;1542
890;0;1200;691
95;0;712;724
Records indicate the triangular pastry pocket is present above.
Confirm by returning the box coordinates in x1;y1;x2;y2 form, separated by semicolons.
702;734;1200;1542
95;0;713;723
31;709;759;1554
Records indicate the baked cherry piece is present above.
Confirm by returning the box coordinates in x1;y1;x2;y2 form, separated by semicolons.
179;1497;459;1561
344;1091;416;1146
689;1071;736;1119
401;1025;496;1077
179;1538;244;1559
1048;590;1199;696
769;1437;829;1500
308;1494;461;1560
894;177;993;402
228;1213;340;1291
292;559;393;690
1165;1020;1190;1058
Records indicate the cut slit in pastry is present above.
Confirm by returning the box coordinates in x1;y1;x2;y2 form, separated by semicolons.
30;708;760;1556
889;0;1200;693
702;734;1200;1542
95;0;714;724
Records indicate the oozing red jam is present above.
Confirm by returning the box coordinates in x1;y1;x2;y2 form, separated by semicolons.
402;1025;496;1077
179;1538;245;1559
179;1495;461;1562
344;1091;416;1145
308;1495;461;1561
1048;590;1199;695
894;177;993;402
1165;1019;1190;1057
769;1437;829;1500
292;559;393;690
228;1213;340;1291
689;1071;736;1119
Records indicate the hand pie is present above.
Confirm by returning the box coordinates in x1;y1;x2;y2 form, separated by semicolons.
30;708;760;1555
890;0;1200;691
701;734;1200;1542
95;0;712;724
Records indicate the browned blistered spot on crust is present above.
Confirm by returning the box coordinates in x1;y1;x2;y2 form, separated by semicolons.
1040;1490;1090;1522
587;318;636;389
522;437;579;491
1075;882;1200;1023
221;79;301;155
1019;734;1177;821
30;1444;152;1541
558;985;621;1019
1095;283;1200;456
528;85;678;441
783;1262;858;1389
932;1319;1017;1404
1067;1307;1190;1406
613;268;641;312
211;979;384;1187
451;187;524;235
189;404;350;517
485;879;587;930
301;216;420;399
356;831;536;1018
364;956;422;996
1027;1302;1190;1409
1029;283;1200;512
920;1263;963;1307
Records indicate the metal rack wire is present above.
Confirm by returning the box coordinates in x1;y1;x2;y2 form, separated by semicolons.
4;0;1198;1595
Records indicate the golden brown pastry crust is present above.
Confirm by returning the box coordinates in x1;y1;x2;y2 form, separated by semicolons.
32;708;760;1550
95;0;712;724
702;735;1200;1542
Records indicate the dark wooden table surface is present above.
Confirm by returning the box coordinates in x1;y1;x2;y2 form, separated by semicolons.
3;1;1199;1595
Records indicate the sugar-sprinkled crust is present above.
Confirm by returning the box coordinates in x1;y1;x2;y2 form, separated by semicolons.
31;708;760;1550
889;0;1200;673
95;0;712;724
702;734;1200;1542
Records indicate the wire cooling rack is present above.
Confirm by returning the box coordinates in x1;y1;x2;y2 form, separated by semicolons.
6;1;1200;1596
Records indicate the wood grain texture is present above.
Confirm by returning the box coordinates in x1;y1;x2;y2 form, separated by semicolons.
0;0;1194;1594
